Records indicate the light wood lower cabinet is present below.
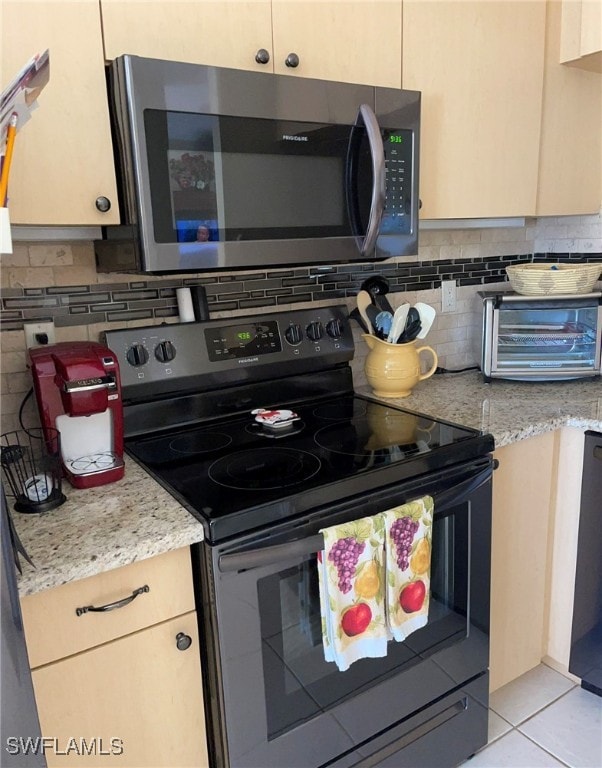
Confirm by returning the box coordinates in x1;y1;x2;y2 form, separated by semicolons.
31;612;208;768
21;549;209;768
489;431;556;692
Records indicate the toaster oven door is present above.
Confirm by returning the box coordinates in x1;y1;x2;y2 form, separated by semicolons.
484;295;602;380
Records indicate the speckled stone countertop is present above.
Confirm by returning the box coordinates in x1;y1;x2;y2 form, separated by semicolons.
356;372;602;447
12;373;601;598
13;456;204;597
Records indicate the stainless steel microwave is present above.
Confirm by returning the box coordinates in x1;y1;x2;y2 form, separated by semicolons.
479;291;602;381
94;56;420;274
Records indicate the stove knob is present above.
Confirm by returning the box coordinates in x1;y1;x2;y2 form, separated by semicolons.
154;340;176;363
326;318;344;339
126;343;149;367
284;323;303;345
306;321;324;342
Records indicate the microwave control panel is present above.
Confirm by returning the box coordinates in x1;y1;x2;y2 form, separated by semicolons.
381;128;414;235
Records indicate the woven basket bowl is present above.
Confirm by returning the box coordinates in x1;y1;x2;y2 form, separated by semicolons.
506;263;602;296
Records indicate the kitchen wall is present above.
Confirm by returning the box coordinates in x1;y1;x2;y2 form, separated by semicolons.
1;208;601;434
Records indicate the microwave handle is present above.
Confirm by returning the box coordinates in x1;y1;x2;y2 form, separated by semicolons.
218;463;495;573
357;104;386;257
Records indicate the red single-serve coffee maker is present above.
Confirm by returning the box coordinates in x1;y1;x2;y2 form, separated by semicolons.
28;341;125;489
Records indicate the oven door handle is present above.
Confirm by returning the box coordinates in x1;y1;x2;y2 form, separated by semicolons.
218;535;325;573
434;461;496;511
218;461;495;574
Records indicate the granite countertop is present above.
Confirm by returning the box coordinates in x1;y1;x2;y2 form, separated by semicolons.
13;456;204;597
13;373;601;598
357;371;602;447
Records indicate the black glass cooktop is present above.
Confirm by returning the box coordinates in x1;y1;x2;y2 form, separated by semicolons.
126;394;493;542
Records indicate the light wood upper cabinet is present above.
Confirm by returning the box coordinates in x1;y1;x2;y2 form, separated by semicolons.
271;1;402;87
559;0;602;72
402;0;547;219
101;1;402;88
537;0;602;215
0;0;119;226
100;1;274;72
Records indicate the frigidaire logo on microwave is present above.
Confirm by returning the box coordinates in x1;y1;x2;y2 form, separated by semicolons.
282;134;308;142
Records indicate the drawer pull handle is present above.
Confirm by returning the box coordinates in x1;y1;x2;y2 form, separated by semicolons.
75;585;150;616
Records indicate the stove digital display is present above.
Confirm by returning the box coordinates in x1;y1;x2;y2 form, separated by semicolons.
205;321;281;361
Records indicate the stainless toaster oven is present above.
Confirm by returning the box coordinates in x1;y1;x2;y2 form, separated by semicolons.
479;291;602;381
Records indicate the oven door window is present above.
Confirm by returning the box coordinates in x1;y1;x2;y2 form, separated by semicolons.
257;504;468;741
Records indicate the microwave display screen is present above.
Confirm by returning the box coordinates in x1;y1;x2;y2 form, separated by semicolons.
143;110;374;247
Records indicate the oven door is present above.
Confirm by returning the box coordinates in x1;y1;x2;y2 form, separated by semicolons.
197;458;492;768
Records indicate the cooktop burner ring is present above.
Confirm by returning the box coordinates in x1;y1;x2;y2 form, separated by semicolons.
169;431;233;456
312;401;368;421
208;447;321;490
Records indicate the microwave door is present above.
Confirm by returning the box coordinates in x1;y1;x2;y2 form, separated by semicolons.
346;104;386;257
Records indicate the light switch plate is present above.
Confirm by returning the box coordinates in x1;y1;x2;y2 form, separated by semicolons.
24;321;55;348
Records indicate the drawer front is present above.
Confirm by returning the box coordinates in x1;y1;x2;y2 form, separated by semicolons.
21;547;195;668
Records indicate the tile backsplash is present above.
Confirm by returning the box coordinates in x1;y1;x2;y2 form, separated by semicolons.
1;209;601;434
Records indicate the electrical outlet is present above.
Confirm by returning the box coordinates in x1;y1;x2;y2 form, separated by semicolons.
441;280;457;313
24;321;55;348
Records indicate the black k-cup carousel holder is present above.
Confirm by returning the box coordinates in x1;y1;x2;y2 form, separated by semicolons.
1;428;66;513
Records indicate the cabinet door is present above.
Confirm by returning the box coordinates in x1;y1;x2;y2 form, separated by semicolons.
537;0;602;215
31;611;209;767
560;0;602;71
271;1;402;87
101;1;273;73
489;432;556;692
0;0;119;225
402;0;546;219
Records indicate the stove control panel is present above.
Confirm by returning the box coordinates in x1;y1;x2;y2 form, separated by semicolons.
103;305;354;398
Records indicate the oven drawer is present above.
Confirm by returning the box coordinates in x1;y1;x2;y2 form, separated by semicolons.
21;547;195;668
332;674;489;768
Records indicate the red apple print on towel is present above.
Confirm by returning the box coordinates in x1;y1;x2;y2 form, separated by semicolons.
399;580;426;613
341;603;372;637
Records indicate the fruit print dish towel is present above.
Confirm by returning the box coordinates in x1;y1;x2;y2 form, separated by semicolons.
383;495;434;642
318;495;433;671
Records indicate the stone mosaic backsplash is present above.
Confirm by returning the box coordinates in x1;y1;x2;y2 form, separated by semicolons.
2;251;600;332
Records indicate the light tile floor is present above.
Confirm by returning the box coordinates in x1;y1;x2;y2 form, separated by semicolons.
462;663;602;767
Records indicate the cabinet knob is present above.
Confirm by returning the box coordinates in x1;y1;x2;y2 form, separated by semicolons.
176;632;192;651
255;48;270;65
285;53;300;68
95;196;112;213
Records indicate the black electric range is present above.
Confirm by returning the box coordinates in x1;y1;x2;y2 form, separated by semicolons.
104;305;494;543
105;305;497;768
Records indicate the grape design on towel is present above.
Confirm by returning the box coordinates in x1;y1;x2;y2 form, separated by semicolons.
384;496;434;642
318;515;389;672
